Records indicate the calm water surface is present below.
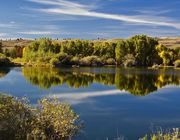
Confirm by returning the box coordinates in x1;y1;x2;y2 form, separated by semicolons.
0;67;180;139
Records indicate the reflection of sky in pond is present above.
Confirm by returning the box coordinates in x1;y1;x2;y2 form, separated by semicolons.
0;67;180;139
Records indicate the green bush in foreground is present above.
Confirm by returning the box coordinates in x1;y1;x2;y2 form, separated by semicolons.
0;95;82;140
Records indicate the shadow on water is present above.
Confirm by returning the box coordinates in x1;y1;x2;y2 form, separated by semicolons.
0;67;10;78
22;67;180;96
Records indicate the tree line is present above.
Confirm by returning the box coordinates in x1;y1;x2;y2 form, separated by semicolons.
1;35;180;67
22;35;180;67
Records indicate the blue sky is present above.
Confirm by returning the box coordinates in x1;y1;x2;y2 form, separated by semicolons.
0;0;180;39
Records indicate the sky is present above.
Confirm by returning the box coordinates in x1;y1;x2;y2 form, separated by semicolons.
0;0;180;39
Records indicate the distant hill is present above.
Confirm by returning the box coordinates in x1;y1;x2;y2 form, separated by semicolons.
158;37;180;48
1;37;180;49
1;39;32;50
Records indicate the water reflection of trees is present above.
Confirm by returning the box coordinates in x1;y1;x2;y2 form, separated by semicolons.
0;68;10;78
22;67;180;96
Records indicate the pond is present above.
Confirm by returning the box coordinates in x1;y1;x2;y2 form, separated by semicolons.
0;67;180;139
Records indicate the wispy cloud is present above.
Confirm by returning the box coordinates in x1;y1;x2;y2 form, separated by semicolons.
10;21;16;24
0;23;14;28
17;29;78;36
135;9;172;16
0;21;18;28
18;31;60;35
0;33;7;37
27;0;95;10
27;0;180;29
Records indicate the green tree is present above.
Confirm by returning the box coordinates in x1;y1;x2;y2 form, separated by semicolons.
102;42;115;58
129;35;159;66
160;51;171;65
74;40;83;55
21;35;175;67
51;41;61;53
93;42;103;56
0;41;2;53
82;41;94;56
115;40;127;65
39;38;52;52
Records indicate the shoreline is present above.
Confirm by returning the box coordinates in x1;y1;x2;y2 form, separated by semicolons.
5;60;180;70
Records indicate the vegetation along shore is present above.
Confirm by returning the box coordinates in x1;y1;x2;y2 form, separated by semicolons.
0;35;180;67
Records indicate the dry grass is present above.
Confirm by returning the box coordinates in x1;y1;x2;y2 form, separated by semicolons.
1;39;32;50
158;37;180;48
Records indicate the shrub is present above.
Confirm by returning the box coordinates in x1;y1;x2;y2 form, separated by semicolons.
71;56;80;65
31;98;82;139
174;60;180;67
0;95;33;139
0;53;7;58
0;94;82;140
80;56;104;66
55;53;73;65
105;58;116;65
123;54;136;67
